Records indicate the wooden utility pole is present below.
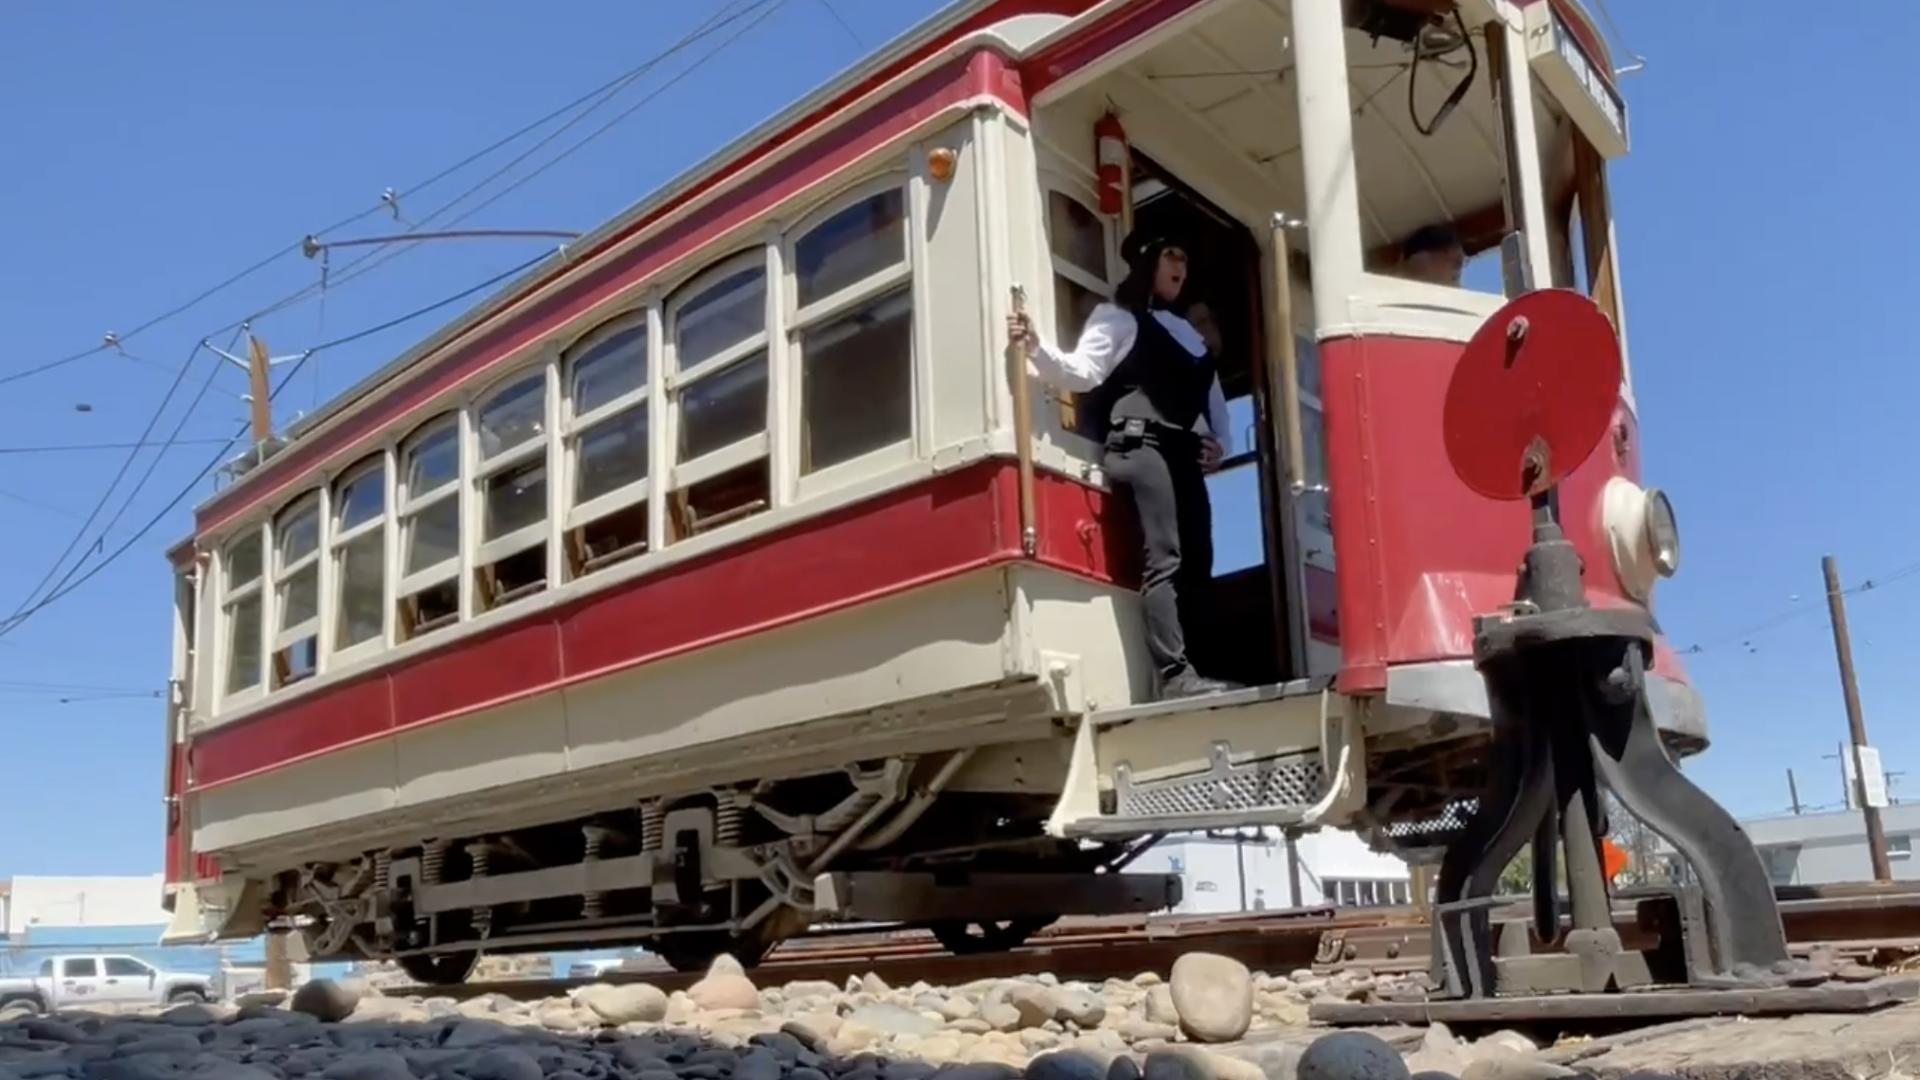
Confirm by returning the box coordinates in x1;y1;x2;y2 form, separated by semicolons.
247;335;273;445
1822;554;1893;882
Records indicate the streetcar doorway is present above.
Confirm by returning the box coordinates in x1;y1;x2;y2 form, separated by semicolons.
1127;155;1296;689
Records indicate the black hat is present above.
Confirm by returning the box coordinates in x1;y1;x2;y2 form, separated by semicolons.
1120;229;1186;269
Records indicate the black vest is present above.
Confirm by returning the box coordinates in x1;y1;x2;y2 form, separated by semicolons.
1101;307;1217;436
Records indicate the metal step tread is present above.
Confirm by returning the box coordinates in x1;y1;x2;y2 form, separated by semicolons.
1090;675;1332;729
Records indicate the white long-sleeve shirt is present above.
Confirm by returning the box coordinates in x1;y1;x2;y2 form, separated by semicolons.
1028;302;1233;454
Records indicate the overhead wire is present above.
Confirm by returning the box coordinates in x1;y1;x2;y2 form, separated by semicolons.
1681;558;1920;656
2;333;221;627
0;0;789;640
31;332;237;612
0;439;233;455
0;0;760;390
0;249;560;641
412;0;789;249
296;0;781;307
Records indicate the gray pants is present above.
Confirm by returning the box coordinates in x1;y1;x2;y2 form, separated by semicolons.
1104;426;1214;680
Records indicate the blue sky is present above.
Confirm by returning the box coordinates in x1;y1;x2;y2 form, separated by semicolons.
0;1;1910;876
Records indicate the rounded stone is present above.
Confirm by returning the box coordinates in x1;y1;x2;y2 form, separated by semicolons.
733;1048;782;1080
290;980;363;1024
1168;954;1253;1044
1002;984;1056;1029
1143;1051;1212;1080
845;1004;942;1038
1144;986;1180;1027
1108;1058;1144;1080
321;1051;416;1080
1410;1073;1462;1080
1052;989;1108;1029
576;983;669;1025
1297;1032;1411;1080
688;973;760;1011
1029;1051;1108;1080
935;1066;1019;1080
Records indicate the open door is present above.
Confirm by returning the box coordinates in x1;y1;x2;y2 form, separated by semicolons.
1049;158;1360;841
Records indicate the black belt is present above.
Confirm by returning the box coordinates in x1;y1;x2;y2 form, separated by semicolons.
1106;416;1200;449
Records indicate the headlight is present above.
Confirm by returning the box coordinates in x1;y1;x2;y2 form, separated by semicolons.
1645;488;1680;577
1603;478;1679;602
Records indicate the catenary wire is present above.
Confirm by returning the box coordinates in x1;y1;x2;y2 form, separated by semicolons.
0;249;558;640
0;0;756;389
297;0;779;306
1;0;785;637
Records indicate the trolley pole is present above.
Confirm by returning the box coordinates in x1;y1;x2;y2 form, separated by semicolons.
1787;768;1802;815
1822;554;1893;882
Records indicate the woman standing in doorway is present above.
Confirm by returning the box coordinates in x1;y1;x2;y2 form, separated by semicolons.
1008;230;1239;701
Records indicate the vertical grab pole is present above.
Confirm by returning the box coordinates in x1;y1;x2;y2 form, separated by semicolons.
1008;284;1039;557
1267;217;1308;494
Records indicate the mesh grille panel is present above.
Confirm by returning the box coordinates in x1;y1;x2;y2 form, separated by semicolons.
1383;798;1479;838
1117;753;1326;818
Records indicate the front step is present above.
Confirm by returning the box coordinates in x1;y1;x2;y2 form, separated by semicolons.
1047;677;1368;839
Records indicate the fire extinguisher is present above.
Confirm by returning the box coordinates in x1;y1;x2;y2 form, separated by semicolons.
1095;112;1128;217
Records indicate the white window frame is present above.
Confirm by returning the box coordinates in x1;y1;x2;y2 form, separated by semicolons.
270;492;323;688
665;249;773;527
562;309;654;536
218;523;267;709
784;175;918;494
327;454;390;666
395;415;461;612
469;366;551;572
1040;177;1117;438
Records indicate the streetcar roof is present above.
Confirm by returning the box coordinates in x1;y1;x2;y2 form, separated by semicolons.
175;0;1616;555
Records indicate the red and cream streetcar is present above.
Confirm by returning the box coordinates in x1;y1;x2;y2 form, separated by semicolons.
161;0;1694;983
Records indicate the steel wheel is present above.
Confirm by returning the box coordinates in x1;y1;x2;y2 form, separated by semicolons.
930;916;1055;955
397;950;480;987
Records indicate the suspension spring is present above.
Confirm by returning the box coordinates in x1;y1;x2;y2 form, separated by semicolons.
467;840;493;935
421;840;447;886
640;804;665;852
581;825;609;920
715;796;743;848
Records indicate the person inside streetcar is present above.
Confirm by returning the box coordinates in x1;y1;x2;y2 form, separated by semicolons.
1399;223;1466;287
1008;231;1241;701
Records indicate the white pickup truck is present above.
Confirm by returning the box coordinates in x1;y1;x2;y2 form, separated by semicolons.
0;954;212;1015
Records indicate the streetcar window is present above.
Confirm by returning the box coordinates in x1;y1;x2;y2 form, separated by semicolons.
794;187;913;475
668;253;772;540
795;188;906;306
1344;15;1511;301
1048;191;1106;280
474;370;550;613
799;287;912;473
1044;188;1115;439
222;529;265;697
331;458;386;652
398;415;461;640
272;495;322;688
680;352;767;460
564;312;652;578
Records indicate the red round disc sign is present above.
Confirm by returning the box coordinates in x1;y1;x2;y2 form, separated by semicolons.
1442;289;1623;501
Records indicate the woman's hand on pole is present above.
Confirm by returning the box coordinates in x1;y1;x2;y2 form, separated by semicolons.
1007;311;1039;355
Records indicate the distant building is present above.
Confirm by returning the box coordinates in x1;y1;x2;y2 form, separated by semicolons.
1131;828;1413;913
1679;803;1920;887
